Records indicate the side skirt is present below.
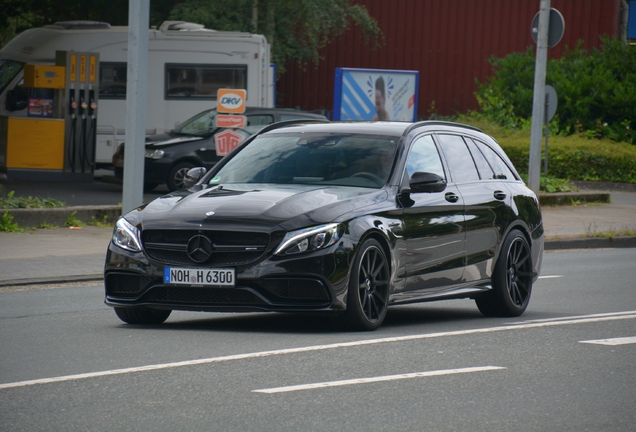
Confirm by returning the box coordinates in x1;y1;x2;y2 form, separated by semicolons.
389;284;492;305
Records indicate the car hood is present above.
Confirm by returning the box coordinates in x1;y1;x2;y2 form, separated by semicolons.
145;133;205;147
139;184;388;232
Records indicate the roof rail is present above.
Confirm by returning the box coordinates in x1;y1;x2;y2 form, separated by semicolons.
402;120;483;137
253;119;331;135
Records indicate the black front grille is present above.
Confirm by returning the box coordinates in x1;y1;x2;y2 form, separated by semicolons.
142;230;270;266
260;278;329;301
105;273;152;298
140;286;266;305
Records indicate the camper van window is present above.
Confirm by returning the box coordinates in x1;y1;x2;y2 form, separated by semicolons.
0;60;24;94
165;64;247;99
99;62;127;99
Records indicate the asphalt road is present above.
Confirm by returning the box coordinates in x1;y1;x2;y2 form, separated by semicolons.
1;248;635;431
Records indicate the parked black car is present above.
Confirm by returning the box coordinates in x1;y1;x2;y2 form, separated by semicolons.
112;107;327;191
105;121;544;331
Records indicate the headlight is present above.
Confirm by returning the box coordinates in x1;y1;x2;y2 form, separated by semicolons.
112;218;143;252
275;223;341;255
145;149;164;159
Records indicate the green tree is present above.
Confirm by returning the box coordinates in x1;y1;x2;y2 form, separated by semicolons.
1;0;382;74
169;0;382;73
0;0;179;48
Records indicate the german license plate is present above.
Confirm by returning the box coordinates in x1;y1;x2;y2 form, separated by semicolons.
164;267;235;287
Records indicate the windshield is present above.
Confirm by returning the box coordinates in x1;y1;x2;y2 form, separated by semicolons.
0;60;24;94
208;132;398;188
173;109;218;137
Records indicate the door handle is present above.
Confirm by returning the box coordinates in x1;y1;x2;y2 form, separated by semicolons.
445;192;459;203
494;190;507;200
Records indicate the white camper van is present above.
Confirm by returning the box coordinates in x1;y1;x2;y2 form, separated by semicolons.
0;20;273;167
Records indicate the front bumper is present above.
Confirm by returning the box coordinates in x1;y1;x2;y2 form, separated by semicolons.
113;159;173;184
104;241;352;313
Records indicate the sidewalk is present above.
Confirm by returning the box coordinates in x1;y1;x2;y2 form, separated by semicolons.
1;183;635;288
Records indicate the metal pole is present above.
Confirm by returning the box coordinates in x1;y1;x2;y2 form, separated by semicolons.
528;0;550;194
543;92;549;174
122;0;150;215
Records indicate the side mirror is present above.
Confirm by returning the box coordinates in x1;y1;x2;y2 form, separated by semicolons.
409;172;446;193
183;167;207;189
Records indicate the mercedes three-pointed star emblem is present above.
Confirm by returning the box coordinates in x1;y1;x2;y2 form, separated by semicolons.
186;234;213;263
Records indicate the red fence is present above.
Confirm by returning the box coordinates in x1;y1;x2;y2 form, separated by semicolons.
277;0;621;118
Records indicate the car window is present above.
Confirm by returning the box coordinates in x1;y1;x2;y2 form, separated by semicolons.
464;137;495;180
209;133;398;188
0;60;23;94
436;134;480;183
246;115;274;126
473;140;517;180
405;135;445;179
173;110;217;136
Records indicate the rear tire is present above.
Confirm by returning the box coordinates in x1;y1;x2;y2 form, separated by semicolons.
167;162;195;191
114;307;171;325
476;229;533;317
344;238;390;331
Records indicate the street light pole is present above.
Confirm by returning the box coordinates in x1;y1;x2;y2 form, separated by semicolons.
122;0;150;215
528;0;551;195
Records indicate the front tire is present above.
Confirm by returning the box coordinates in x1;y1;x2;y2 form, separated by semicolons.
476;229;533;317
344;238;390;331
167;161;195;191
114;307;171;325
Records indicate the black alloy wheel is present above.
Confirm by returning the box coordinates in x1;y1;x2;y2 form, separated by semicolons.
114;307;172;325
476;229;533;317
345;238;390;331
167;161;196;191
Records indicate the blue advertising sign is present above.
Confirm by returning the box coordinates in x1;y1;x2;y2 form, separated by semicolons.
333;68;419;121
629;1;636;40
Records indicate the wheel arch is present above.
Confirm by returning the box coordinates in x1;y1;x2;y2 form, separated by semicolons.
170;156;202;170
497;221;533;262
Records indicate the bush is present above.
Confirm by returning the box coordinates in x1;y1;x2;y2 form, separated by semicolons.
0;188;65;209
475;38;636;144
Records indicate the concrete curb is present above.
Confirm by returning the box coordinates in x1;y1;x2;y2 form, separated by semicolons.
544;236;636;250
538;192;610;206
5;205;121;228
0;274;104;288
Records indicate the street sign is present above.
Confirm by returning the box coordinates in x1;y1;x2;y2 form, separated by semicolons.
215;129;245;156
545;85;558;122
531;8;565;48
216;114;247;129
217;88;246;114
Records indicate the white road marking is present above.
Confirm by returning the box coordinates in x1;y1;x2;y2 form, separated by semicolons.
507;310;636;325
252;366;506;394
1;311;635;391
579;336;636;346
538;275;564;279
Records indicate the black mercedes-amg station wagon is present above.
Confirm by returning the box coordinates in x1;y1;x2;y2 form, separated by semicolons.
105;121;543;330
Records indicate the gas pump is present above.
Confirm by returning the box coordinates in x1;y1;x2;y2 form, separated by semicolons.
3;50;99;181
57;51;100;177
